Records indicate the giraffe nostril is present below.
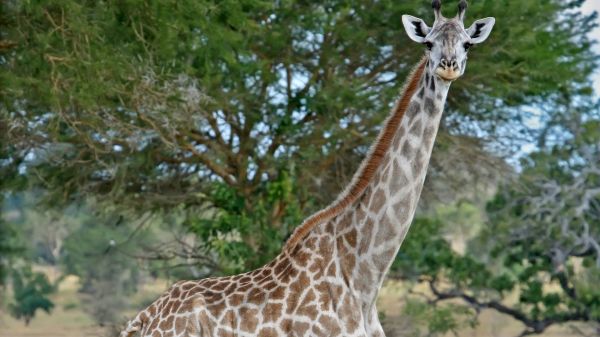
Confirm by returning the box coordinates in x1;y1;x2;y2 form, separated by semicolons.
451;60;459;70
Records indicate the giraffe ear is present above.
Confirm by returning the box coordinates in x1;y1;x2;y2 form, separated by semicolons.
402;15;431;43
466;17;495;44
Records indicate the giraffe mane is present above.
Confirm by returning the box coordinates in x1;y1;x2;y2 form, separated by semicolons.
284;56;428;250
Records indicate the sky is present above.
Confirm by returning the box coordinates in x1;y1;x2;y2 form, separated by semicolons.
582;0;600;95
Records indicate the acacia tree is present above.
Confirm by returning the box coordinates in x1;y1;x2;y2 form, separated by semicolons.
0;0;596;273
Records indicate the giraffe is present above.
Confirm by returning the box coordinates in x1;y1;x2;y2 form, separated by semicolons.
120;1;495;336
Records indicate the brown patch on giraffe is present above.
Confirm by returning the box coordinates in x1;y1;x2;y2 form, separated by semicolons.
148;315;160;332
312;324;328;337
199;310;214;336
203;278;218;288
271;286;286;300
207;300;226;318
237;283;253;292
239;306;259;333
355;204;367;223
325;220;334;234
181;282;195;291
211;281;228;291
304;236;318;250
257;327;278;337
217;328;234;337
356;261;374;293
405;101;420;119
374;213;397;246
174;316;186;333
297;289;318;317
161;301;173;318
282;319;310;336
220;309;236;329
224;282;237;293
326;261;337;277
412;149;425;174
337;212;353;233
380;163;390;183
280;318;292;332
226;293;243;307
392;126;405;150
424;97;437;115
373;247;398;270
409;119;423;136
292;248;311;267
159;315;174;330
359;216;374;254
273;258;289;276
188;286;203;295
339;294;359;332
286;272;310;314
318;236;333;261
309;257;325;279
368;188;386;215
401;140;414;158
247;287;266;304
262;302;283;323
341;253;356;276
314;281;333;310
390;160;409;193
336;236;348;257
284;58;427;249
171;300;181;313
319;314;342;335
263;280;277;290
148;304;157;316
423;125;437;148
393;197;412;224
279;264;298;283
171;286;181;298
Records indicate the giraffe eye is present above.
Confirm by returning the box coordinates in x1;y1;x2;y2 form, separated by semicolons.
464;42;472;50
424;42;433;50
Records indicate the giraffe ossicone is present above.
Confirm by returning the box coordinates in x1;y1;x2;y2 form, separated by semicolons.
121;1;495;336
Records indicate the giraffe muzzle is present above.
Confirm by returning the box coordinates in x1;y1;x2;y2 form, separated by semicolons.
436;58;461;81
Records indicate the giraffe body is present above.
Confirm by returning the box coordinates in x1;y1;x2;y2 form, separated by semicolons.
121;2;495;336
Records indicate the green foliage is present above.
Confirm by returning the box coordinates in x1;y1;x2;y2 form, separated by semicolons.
9;266;55;326
189;169;304;272
1;0;596;273
0;218;22;286
403;299;477;336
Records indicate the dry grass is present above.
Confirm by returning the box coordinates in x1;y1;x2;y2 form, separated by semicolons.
0;270;595;337
0;275;106;337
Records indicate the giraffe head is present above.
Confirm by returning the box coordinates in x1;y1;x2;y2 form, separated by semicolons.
402;0;495;82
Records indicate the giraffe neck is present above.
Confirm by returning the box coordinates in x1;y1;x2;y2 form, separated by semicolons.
332;59;450;312
280;58;449;330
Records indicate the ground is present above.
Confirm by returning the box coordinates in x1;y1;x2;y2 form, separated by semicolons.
0;270;595;337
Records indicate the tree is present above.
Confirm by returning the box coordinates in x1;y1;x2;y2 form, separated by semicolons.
8;266;54;326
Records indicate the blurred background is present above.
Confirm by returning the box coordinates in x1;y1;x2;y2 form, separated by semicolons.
1;0;599;336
